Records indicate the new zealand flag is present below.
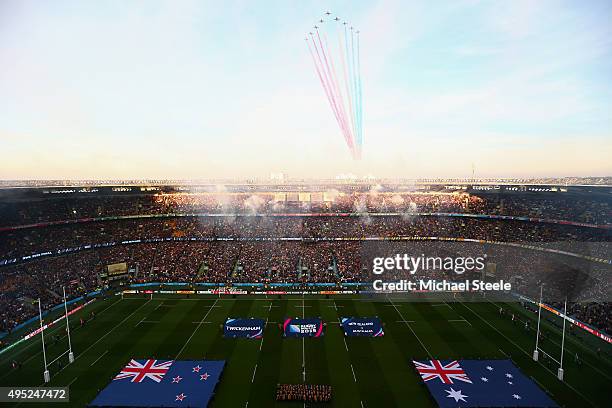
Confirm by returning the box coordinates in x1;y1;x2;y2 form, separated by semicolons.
90;359;225;407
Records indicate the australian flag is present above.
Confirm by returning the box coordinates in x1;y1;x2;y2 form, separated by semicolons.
413;359;557;407
90;359;225;407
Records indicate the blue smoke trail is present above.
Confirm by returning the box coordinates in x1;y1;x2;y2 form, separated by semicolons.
356;31;363;156
344;24;356;153
350;28;361;157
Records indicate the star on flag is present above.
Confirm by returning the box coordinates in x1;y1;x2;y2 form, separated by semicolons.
412;359;557;407
445;387;468;402
90;359;226;407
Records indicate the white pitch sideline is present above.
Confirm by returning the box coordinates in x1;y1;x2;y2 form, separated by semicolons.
37;299;153;385
90;350;109;367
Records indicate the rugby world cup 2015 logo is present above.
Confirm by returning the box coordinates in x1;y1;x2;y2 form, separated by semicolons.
283;318;324;337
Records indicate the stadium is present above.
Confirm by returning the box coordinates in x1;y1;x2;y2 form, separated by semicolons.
0;179;610;407
2;1;612;407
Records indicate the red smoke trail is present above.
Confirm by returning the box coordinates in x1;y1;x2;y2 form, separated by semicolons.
307;38;334;113
338;24;356;152
343;24;358;156
306;38;344;138
308;36;353;152
323;32;355;154
315;29;355;154
310;33;343;129
313;34;354;154
355;31;363;158
350;28;359;154
315;30;350;143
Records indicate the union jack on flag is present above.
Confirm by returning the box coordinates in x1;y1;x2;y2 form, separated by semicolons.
92;360;226;407
114;359;174;383
413;360;472;384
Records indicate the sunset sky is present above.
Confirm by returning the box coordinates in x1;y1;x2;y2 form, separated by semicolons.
1;0;611;179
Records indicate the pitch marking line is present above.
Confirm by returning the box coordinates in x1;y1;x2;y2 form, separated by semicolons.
302;296;306;383
48;350;69;366
134;318;160;327
251;300;273;394
387;296;433;359
530;375;554;397
37;299;153;385
460;301;595;407
90;350;109;366
0;297;122;370
443;302;474;328
175;299;220;359
448;319;471;325
332;300;365;405
486;298;612;382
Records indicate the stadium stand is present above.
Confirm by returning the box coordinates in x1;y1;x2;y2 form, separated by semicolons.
1;187;610;337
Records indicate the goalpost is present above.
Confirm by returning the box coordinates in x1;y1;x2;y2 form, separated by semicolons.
532;284;567;381
38;286;76;383
38;298;50;383
63;286;75;363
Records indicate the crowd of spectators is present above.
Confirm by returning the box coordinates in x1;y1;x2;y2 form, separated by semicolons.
563;302;610;336
1;215;609;263
0;190;610;227
1;235;609;334
0;193;609;336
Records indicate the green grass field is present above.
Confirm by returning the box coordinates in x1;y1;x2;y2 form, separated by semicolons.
1;293;610;407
